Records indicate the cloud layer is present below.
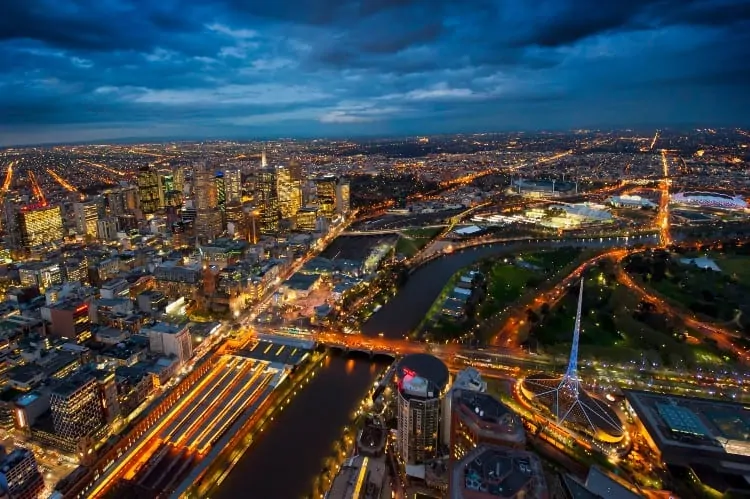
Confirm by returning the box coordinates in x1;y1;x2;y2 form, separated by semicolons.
1;0;749;145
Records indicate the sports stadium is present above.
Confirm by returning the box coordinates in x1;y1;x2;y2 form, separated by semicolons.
671;191;748;210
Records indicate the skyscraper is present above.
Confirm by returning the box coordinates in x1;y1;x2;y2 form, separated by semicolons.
137;166;161;214
335;179;350;215
314;175;337;219
223;168;242;204
73;200;99;238
17;205;64;249
261;147;268;167
193;163;223;242
257;167;280;235
277;165;302;219
395;354;450;469
215;172;226;212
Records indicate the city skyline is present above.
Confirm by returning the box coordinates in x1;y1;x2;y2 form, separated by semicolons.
2;0;750;146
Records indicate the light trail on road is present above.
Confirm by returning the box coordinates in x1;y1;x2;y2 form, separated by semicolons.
1;160;15;194
79;158;128;177
46;167;84;199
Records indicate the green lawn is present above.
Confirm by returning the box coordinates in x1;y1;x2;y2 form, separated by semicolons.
715;255;750;286
479;264;538;319
529;264;727;367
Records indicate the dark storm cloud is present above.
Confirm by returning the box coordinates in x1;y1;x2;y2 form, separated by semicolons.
0;0;748;145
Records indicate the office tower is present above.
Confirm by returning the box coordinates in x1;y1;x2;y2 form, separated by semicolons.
223;168;242;205
17;205;64;249
104;188;126;216
296;207;318;232
74;200;99;238
172;165;185;194
157;169;174;209
215;172;226;212
225;202;247;237
122;185;140;212
137;166;160;214
0;446;44;499
48;300;93;343
396;354;450;470
288;158;303;182
261;147;268;167
314;175;337;219
50;373;105;441
193;163;223;242
277;165;298;219
257;167;280;235
335;179;350;215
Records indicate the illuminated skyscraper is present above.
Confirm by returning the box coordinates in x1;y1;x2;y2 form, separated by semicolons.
17;205;64;249
314;175;337;219
257;167;280;235
396;354;450;468
137;166;161;214
215;172;226;212
223;168;242;205
261;147;268;167
193;163;223;242
335;180;350;215
277;165;302;219
73;200;99;238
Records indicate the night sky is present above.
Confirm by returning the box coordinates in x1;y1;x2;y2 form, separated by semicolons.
2;0;750;145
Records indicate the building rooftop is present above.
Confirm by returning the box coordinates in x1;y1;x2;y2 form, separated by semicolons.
144;322;186;335
450;445;548;499
397;353;450;397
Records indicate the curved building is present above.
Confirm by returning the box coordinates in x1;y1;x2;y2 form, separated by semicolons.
396;354;450;469
521;374;624;443
671;191;747;210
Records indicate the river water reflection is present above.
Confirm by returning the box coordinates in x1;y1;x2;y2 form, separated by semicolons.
214;354;387;499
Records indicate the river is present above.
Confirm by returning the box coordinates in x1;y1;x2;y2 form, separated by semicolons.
213;354;388;499
212;234;656;498
361;234;658;339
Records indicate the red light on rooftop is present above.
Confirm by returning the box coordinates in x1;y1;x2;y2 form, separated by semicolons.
75;304;88;313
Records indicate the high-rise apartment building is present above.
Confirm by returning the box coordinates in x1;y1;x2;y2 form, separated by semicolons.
17;205;64;249
257;167;280;235
314;175;338;219
395;354;450;470
50;373;105;442
193;163;223;242
137;166;161;214
73;200;99;238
